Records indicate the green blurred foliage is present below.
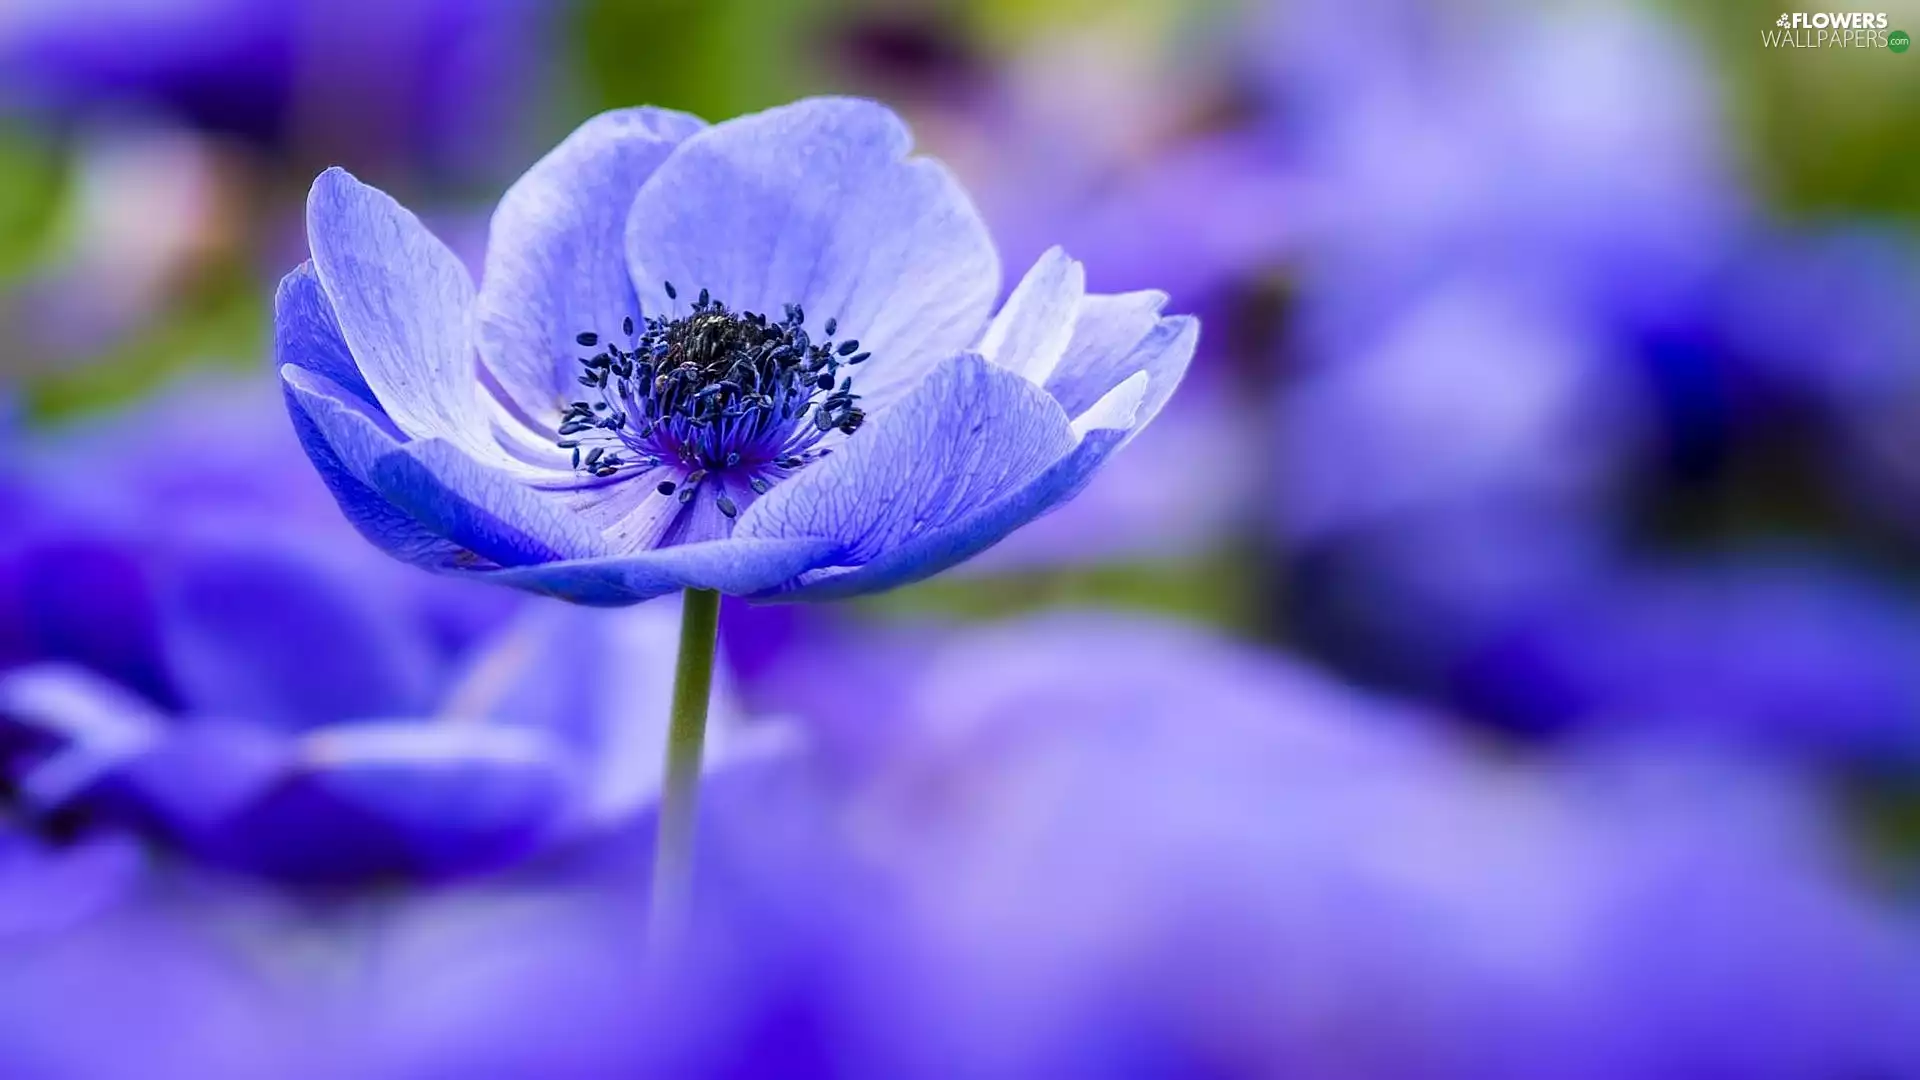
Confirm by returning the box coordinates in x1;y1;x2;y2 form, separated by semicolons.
25;277;265;423
0;124;69;286
569;0;832;120
963;0;1231;51
1848;776;1920;866
858;548;1268;630
1682;0;1920;220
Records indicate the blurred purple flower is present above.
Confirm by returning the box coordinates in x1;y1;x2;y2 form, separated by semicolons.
0;850;304;1080
424;615;1920;1077
836;16;1302;309
0;0;551;177
2;615;1914;1077
278;99;1198;605
1253;0;1920;767
941;40;1300;309
1275;274;1649;543
1457;554;1920;762
1707;224;1920;540
1263;0;1741;540
668;616;1918;1078
0;377;729;883
1268;274;1920;760
0;822;142;937
1260;0;1743;334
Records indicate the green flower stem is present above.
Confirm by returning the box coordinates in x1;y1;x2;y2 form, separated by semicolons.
650;587;722;944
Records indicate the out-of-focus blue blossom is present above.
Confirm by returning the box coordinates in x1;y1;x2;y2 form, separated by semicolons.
1254;0;1920;766
928;36;1300;310
1261;0;1743;336
0;846;303;1080
11;615;1911;1078
1709;226;1918;404
1707;224;1920;539
1269;262;1920;760
218;613;1906;1078
0;0;551;177
1263;0;1738;527
0;823;141;937
279;98;1198;606
1;377;507;706
1456;554;1920;761
1275;275;1648;544
835;14;1300;309
0;377;724;883
658;616;1920;1079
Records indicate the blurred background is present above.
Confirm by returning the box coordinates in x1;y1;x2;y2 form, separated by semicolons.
3;0;1920;1076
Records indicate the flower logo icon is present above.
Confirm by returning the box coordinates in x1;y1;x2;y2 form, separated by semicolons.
1777;13;1792;26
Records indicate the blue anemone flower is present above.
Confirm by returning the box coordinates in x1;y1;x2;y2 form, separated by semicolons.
277;97;1198;606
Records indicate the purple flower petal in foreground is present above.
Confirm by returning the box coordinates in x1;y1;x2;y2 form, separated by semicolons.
0;377;750;883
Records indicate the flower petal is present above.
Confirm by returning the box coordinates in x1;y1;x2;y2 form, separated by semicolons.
767;426;1131;602
0;663;163;813
282;368;474;571
1047;301;1200;449
306;167;486;450
219;720;575;882
565;598;689;822
477;108;707;420
977;247;1085;386
477;536;845;607
440;599;686;824
736;352;1077;589
0;828;143;937
273;261;377;412
154;537;441;731
371;439;605;564
1042;291;1168;414
282;365;601;568
625;96;1000;410
959;382;1256;574
112;719;296;838
0;532;177;711
1071;371;1151;438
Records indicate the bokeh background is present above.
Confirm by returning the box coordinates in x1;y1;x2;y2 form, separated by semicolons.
3;0;1920;1076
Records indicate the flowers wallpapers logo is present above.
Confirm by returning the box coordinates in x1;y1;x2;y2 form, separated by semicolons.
1764;10;1895;45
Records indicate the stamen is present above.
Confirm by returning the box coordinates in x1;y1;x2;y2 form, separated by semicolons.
553;288;871;513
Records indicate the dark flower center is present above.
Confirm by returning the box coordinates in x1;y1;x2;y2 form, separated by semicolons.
556;283;870;518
